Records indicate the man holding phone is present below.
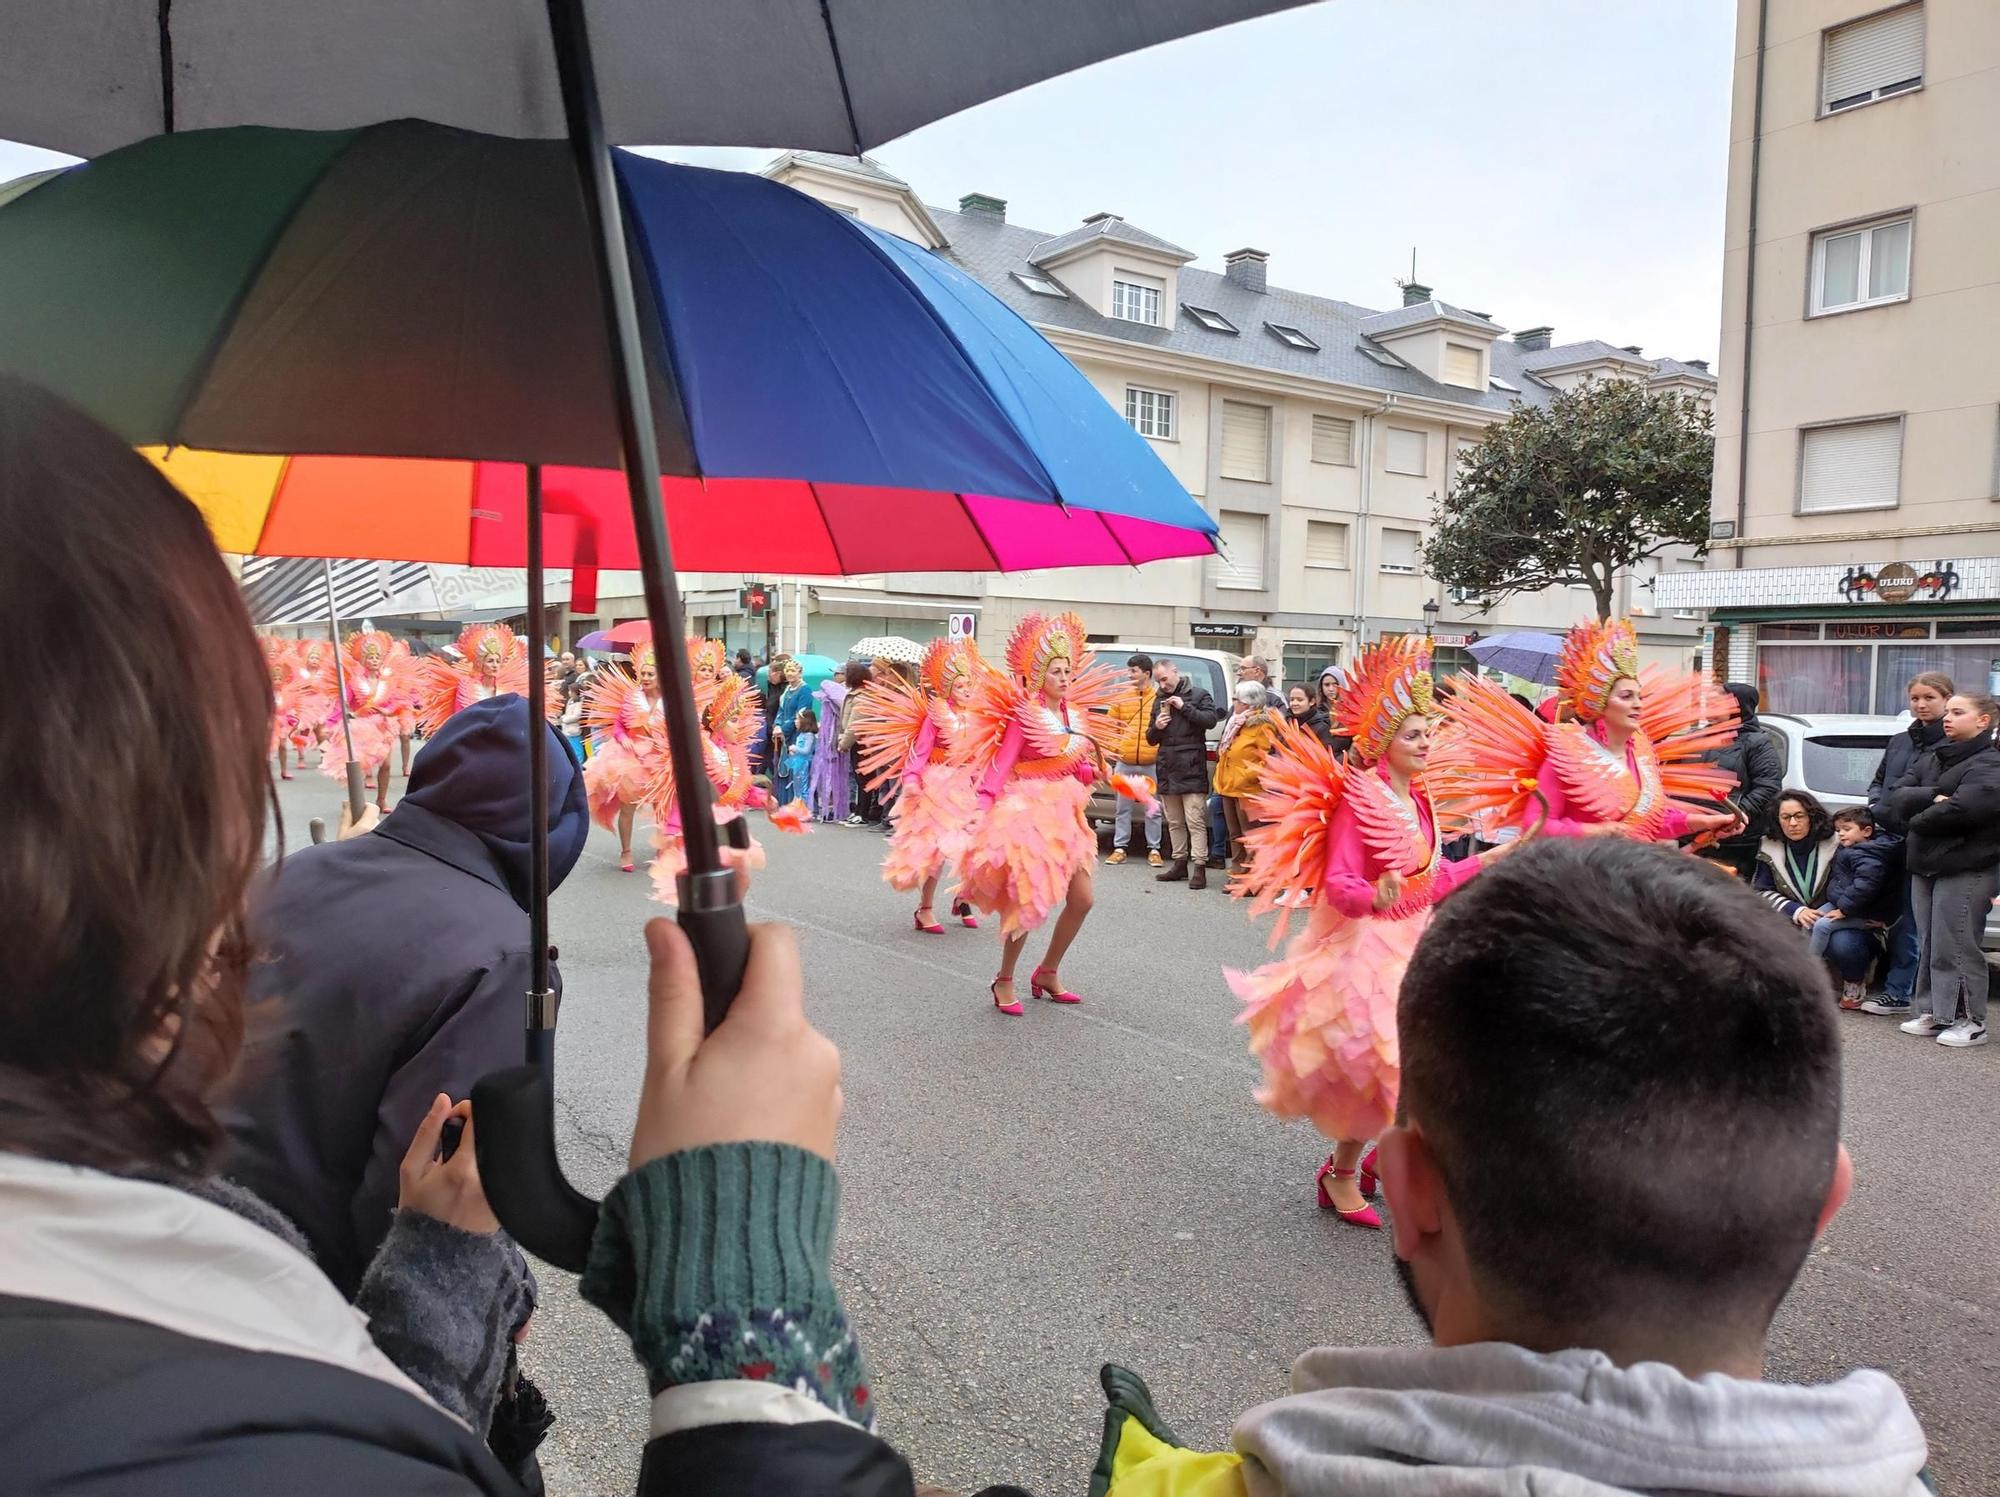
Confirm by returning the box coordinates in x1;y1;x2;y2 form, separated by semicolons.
1146;657;1222;889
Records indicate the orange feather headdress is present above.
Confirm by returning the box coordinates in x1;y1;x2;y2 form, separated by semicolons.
686;635;728;681
629;639;658;678
1556;618;1641;723
919;637;981;697
1004;611;1086;692
456;622;520;676
1337;636;1436;763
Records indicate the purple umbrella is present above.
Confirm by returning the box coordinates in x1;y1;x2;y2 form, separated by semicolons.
1466;630;1564;685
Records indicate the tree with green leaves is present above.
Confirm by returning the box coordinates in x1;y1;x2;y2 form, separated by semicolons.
1421;377;1714;621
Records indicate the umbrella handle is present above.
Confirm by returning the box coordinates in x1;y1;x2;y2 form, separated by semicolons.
471;1065;599;1272
684;817;755;1035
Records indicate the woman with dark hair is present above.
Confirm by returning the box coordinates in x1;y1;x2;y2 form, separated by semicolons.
1752;790;1839;925
0;379;896;1492
1860;670;1953;1016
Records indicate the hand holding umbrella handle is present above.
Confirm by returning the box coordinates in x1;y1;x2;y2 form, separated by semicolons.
684;818;755;1035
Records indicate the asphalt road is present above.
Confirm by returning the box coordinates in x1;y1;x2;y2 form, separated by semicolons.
270;776;2000;1497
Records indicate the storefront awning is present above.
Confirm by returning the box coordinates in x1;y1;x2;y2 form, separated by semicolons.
812;588;980;621
1656;556;1996;613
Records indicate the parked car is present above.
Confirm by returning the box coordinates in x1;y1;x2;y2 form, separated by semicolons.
1080;644;1237;832
1758;713;2000;952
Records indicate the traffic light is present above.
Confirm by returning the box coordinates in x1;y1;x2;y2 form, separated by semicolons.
740;581;773;616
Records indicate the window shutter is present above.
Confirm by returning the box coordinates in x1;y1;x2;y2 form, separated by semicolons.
1823;4;1924;111
1220;401;1272;482
1380;526;1421;573
1305;520;1349;567
1211;510;1267;589
1444;343;1482;389
1385;427;1428;476
1310;414;1355;465
1800;419;1902;512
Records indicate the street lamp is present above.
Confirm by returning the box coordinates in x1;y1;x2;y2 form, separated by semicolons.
1422;598;1440;639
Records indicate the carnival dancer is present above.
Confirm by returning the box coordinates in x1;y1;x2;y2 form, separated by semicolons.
413;622;532;737
953;612;1127;1015
260;635;329;781
319;629;416;812
1228;638;1510;1227
583;639;667;872
1430;617;1741;844
852;638;989;935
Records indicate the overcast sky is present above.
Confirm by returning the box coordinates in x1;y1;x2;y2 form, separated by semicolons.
0;1;1735;361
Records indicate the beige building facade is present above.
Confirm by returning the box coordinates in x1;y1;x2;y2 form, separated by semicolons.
576;152;1716;687
1657;0;2000;712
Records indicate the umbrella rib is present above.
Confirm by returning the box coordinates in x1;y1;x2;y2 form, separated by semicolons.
958;492;1007;574
817;2;866;156
809;482;850;575
156;0;175;133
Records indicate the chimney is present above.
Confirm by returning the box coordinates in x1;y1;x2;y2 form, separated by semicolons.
958;192;1006;221
1621;344;1644;357
1401;281;1433;308
1513;325;1553;351
1687;358;1710;372
1082;211;1123;226
1224;247;1269;293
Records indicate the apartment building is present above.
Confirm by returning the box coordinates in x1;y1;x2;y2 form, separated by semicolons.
1656;0;2000;711
572;151;1718;684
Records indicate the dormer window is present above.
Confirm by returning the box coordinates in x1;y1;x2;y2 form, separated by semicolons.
1443;342;1484;389
1011;271;1068;299
1112;276;1163;325
1266;322;1319;351
1183;305;1238;334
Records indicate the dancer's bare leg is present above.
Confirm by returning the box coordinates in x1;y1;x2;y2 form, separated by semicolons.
917;872;941;925
1322;1138;1367;1213
374;763;392;813
276;741;291;780
1031;866;1094;987
993;929;1031;1004
617;804;637;866
399;732;413;777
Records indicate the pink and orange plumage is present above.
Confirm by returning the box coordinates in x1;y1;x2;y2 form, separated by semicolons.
413;623;531;735
319;629;414;779
852;639;989;891
769;799;812;834
1237;719;1351;938
1109;772;1159;815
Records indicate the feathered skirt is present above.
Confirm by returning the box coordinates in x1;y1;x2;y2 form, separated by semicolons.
883;763;981;891
584;738;655;829
955;775;1095;937
1226;901;1431;1143
318;714;396;777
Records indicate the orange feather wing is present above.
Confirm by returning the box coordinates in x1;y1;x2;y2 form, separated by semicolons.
1638;664;1741;804
1239;720;1349;939
1429;675;1550;827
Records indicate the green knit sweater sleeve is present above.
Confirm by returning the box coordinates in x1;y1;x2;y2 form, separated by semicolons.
580;1142;874;1429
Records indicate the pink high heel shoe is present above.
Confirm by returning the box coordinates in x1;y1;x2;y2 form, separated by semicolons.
953;899;980;929
990;978;1024;1017
914;908;945;935
1029;967;1081;1004
1315;1157;1383;1229
1359;1144;1380;1199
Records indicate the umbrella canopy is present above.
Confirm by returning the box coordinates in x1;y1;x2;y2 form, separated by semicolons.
1465;630;1565;686
848;635;927;665
0;2;1311;158
756;655;842;694
0;121;1218;572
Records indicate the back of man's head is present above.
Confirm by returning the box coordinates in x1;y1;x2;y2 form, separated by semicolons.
1397;838;1840;1357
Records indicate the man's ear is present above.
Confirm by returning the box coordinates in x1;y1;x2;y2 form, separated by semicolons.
1816;1143;1853;1238
1378;1124;1443;1261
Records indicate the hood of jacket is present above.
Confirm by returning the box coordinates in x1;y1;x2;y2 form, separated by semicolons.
389;694;588;910
1233;1342;1927;1497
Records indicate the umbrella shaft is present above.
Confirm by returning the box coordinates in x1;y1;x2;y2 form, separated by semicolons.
526;466;554;1063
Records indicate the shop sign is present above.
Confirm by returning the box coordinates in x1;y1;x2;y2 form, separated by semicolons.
1190;621;1251;639
1825;621;1930;641
1837;560;1960;605
947;612;976;640
1430;632;1473;649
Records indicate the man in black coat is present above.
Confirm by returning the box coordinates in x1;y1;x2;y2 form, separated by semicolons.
1146;657;1222;889
1698;681;1786;879
226;695;591;1295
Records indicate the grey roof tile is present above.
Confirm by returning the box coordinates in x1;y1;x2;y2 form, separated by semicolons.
930;203;1530;413
1028;213;1194;265
1357;300;1503;336
777;150;911;186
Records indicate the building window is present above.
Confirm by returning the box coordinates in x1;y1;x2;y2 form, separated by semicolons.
1212;509;1267;590
1011;270;1068;298
1810;216;1911;314
1125;386;1176;440
1821;3;1924;115
1282;641;1340;690
1443;343;1483;389
1112;276;1162;325
1220;400;1273;482
1799;417;1903;513
1379;526;1421;574
1304;519;1350;568
1384;427;1428;477
1183;304;1238;334
1266;322;1320;351
1310;414;1355;466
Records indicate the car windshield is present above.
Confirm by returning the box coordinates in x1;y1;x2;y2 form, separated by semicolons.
1800;735;1889;799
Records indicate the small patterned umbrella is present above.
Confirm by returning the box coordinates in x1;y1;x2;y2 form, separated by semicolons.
848;635;927;665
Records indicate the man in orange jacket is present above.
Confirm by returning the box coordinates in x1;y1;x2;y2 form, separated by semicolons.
1104;652;1163;866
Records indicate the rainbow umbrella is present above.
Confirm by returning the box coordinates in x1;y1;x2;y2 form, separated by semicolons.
0;121;1216;577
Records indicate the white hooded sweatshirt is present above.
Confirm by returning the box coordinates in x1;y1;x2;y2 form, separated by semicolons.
1232;1342;1929;1497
